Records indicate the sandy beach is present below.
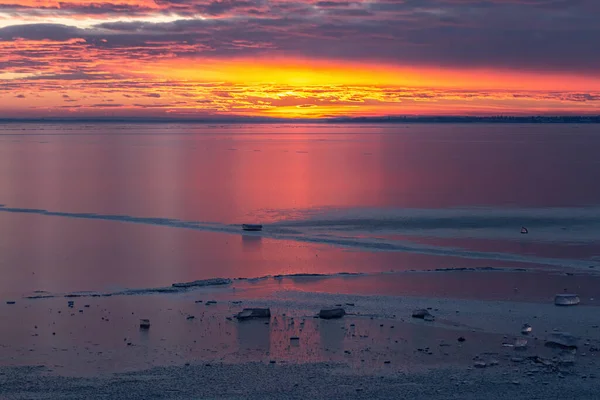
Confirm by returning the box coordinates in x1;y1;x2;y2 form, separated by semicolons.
1;271;599;399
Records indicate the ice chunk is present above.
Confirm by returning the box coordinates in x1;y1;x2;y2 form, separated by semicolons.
318;308;346;319
172;278;232;288
236;308;271;320
554;294;580;306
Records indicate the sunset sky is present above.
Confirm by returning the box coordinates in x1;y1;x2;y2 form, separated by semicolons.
1;0;600;118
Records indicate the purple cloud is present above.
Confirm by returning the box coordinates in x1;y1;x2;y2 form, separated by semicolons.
0;0;599;75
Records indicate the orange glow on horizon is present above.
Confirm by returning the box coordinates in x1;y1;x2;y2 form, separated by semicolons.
2;45;600;118
141;57;600;93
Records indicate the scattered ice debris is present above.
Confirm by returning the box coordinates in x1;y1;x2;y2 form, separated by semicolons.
236;308;271;321
318;308;346;319
521;323;532;335
554;294;580;306
545;332;578;349
520;227;528;234
205;301;217;305
458;337;466;342
412;309;435;321
186;315;195;320
139;319;151;330
67;301;74;308
172;278;232;289
290;337;300;342
6;301;15;305
474;361;487;368
558;352;576;366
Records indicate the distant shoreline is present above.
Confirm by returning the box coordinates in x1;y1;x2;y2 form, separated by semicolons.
0;116;600;124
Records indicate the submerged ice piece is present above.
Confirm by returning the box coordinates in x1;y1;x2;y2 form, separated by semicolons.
554;294;580;306
514;338;528;350
242;224;263;231
545;332;579;349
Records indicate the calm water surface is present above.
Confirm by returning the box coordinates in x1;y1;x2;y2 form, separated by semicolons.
0;123;599;296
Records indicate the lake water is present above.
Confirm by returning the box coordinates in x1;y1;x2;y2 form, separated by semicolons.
1;123;599;297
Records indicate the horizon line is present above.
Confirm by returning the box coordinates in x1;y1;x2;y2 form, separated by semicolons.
0;115;600;124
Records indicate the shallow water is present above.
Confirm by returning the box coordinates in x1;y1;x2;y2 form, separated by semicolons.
0;123;599;296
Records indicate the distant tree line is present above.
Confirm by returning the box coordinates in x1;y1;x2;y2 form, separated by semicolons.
328;115;600;123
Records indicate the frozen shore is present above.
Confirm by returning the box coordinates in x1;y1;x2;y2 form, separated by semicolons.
1;271;599;398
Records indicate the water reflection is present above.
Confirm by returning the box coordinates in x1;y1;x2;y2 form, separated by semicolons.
236;320;271;353
241;234;263;252
1;124;600;296
319;319;346;354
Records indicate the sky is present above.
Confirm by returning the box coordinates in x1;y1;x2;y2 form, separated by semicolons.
1;0;600;118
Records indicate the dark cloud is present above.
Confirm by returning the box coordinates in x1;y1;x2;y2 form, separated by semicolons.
203;0;259;15
1;1;599;74
315;2;353;7
24;72;123;81
0;24;81;41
